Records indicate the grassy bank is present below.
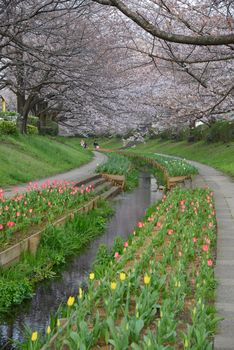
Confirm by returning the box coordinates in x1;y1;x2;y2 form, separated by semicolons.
129;140;234;177
57;136;122;151
0;135;93;187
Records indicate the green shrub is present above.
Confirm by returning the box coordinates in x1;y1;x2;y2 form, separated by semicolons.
174;128;189;141
0;279;33;310
206;121;234;143
0;120;18;135
27;124;38;135
40;121;58;136
159;129;173;140
28;115;39;127
188;124;209;142
0;111;18;120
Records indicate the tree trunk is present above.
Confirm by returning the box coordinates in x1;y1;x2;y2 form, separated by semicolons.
20;94;36;134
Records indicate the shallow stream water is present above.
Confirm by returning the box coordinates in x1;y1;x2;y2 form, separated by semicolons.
0;172;162;349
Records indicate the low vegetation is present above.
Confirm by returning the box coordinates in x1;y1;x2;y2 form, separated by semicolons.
96;153;139;191
0;135;92;187
129;139;234;177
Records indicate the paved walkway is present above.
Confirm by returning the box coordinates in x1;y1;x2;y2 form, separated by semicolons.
4;151;107;198
189;161;234;350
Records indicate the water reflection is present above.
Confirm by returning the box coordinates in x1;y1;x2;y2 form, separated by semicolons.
0;172;162;349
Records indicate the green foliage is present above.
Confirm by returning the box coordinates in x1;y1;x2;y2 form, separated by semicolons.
206;121;234;143
0;111;18;121
0;278;33;311
154;121;234;144
188;125;208;142
0;120;19;135
152;154;198;177
96;153;139;191
112;236;125;255
28;115;39;127
27;124;38;135
0;201;113;311
92;244;113;277
40;121;58;136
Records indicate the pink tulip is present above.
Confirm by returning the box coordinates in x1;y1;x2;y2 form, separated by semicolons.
209;222;213;228
156;222;161;228
193;237;197;243
114;252;119;258
202;244;209;252
7;221;15;228
0;224;3;230
167;229;174;235
207;259;213;266
138;222;144;228
124;241;128;248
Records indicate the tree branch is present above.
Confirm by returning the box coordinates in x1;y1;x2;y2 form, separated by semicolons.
93;0;234;46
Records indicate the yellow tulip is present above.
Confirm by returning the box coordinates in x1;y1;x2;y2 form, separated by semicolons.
119;272;126;281
144;274;151;285
31;331;38;342
89;272;95;280
57;319;60;327
46;326;51;335
67;296;75;307
110;282;117;290
78;287;83;299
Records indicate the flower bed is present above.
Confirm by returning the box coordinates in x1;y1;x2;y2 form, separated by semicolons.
96;153;138;191
0;200;113;312
152;154;198;177
27;187;218;350
0;180;95;250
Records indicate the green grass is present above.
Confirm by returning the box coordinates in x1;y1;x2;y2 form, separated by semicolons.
127;140;234;177
56;136;122;151
0;135;93;187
